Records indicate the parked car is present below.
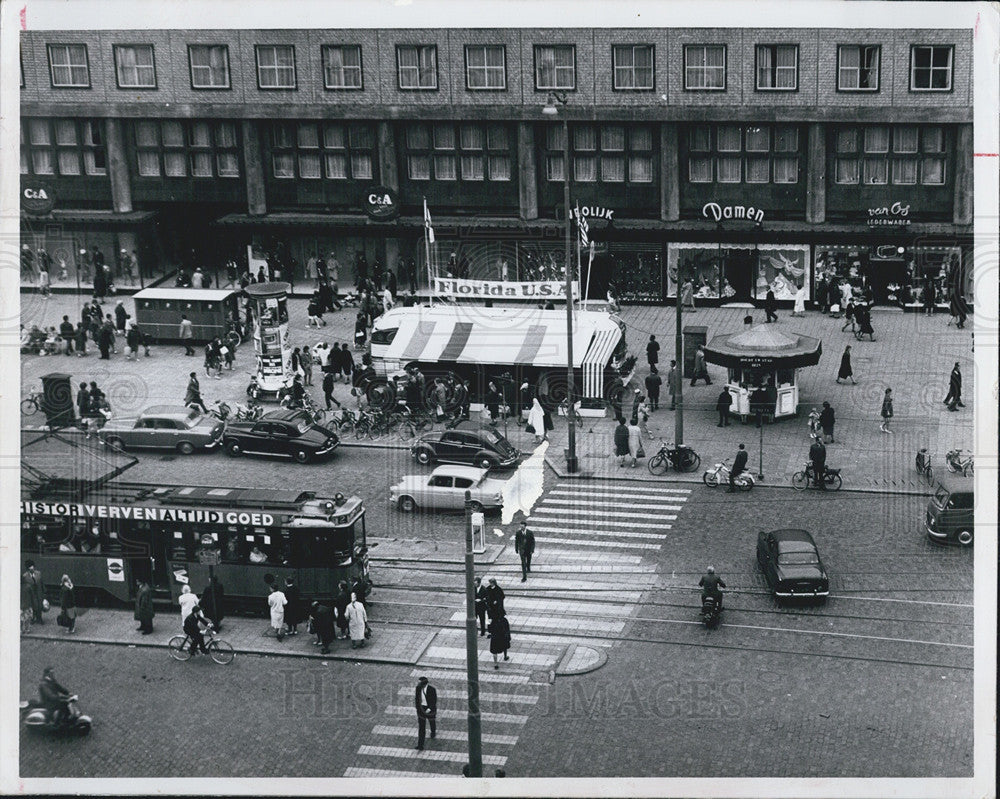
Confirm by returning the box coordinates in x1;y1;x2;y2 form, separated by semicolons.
98;405;223;455
223;409;339;463
755;529;830;603
389;465;505;513
925;475;974;546
410;428;520;470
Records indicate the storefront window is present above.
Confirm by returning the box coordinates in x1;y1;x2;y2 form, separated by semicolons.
607;244;663;302
756;246;809;300
667;244;721;299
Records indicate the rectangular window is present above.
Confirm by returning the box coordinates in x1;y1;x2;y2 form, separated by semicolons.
745;157;769;183
488;154;511;181
215;122;236;149
114;44;156;88
48;44;90;88
546;154;565;182
756;44;798;90
863;159;887;185
574;155;597;182
298;153;321;179
688;125;712;182
256;45;296;89
689;157;712;182
162;120;184;148
837;45;880;91
689;125;711;152
32;150;54;175
188;45;230;89
164;152;186;177
272;153;295;178
602;155;625;182
397;45;437;90
684;44;726;90
460;154;484;181
922;126;945;153
717;125;741;152
487;125;509;151
54;119;77;146
602;126;625;152
534;45;575;90
324;124;345;150
137;151;160;177
297;123;319;149
921;157;945;184
612;44;653;90
631;127;652;151
628;155;652;183
774;126;798;153
58;150;80;175
835;158;858;184
745;126;769;152
433;124;456;150
892;159;917;185
325;153;347;179
408;155;431;181
434;154;457;181
135;120;158;147
835;128;857;153
921;128;946;184
911;45;953;91
773;157;798;183
217;152;239;177
460;125;484;151
191;152;213;177
465;45;506;90
864;126;889;153
893;125;918;153
717;156;741;183
322;45;362;89
189;121;211;149
574;126;596;152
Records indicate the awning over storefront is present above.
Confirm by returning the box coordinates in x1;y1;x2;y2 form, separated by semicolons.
21;209;158;225
212;212;541;232
704;325;822;370
582;326;621;398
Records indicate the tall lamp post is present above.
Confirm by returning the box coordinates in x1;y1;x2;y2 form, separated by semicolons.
542;92;578;473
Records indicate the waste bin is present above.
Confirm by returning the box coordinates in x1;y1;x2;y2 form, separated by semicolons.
682;326;708;379
41;372;75;428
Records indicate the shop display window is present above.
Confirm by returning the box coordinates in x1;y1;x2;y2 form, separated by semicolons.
755;246;809;300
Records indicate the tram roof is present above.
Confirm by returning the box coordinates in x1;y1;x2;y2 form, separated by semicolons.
132;287;238;302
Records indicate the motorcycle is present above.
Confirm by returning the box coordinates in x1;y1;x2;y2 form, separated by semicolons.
702;459;755;491
647;441;701;476
233;401;263;422
700;595;722;629
206;400;233;421
20;695;92;736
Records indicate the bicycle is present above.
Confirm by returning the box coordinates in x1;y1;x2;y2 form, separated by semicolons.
224;322;242;351
915;448;934;486
791;462;843;491
396;406;436;440
945;448;974;477
168;625;234;665
559;398;584;427
648;441;701;475
21;386;43;416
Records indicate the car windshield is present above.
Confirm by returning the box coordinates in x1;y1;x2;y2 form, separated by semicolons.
933;485;950;506
295;421;311;435
778;552;819;565
184;409;202;428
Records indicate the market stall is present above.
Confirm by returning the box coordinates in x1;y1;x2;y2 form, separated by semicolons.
703;325;822;420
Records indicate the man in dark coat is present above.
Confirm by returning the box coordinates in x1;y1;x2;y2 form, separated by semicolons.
97;317;115;360
667;361;679;409
809;435;827;488
645;335;660;368
407;258;418;294
750;387;768;428
836;345;856;384
334;580;351;639
59;316;75;355
134;578;154;634
727;444;749;493
944;362;964;411
484;578;505;621
514;520;535;582
414;676;437;751
201;575;225;631
310;601;336;654
22;561;45;624
283;577;302;634
474;577;488;636
644;366;662;411
764;288;778;323
819;401;835;443
716;388;733;427
185;372;208;413
76;382;91;421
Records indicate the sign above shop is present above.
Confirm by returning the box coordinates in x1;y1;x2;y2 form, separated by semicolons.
22;182;55;215
702;202;764;224
363;186;400;221
434;277;579;299
867;202;911;228
571;205;614;222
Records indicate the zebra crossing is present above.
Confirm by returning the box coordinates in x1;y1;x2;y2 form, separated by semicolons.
344;479;690;776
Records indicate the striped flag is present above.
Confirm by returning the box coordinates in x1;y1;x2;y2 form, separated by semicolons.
423;198;435;244
576;201;589;249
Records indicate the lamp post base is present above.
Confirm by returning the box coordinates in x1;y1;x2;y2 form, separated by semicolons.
564;451;579;473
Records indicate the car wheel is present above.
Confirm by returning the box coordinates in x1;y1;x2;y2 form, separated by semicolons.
477;456;495;470
104;436;125;452
415;448;433;465
225;441;241;457
398;496;417;513
176;441;195;455
294;449;310;464
469;500;484;514
956;529;973;546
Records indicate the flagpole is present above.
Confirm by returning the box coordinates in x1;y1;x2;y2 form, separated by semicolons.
584;241;594;304
424;197;434;308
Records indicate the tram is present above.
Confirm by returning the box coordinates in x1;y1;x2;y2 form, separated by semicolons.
20;480;370;612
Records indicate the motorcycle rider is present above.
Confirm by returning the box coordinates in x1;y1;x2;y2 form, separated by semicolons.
39;667;72;727
727;443;748;492
809;434;827;489
246;374;261;402
183;604;211;656
698;566;726;610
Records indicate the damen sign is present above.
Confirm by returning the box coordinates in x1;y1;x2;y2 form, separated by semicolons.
702;202;765;224
434;277;580;299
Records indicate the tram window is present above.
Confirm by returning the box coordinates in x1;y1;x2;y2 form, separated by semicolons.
33;520;71;553
22;523;40;553
245;532;276;564
221;529;245;563
299;531;352;566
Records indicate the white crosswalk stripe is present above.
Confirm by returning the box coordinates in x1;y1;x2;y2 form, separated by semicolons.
535;535;661;550
372;725;521;745
533;507;679;521
551;485;691;496
542;498;684;511
529;524;669;540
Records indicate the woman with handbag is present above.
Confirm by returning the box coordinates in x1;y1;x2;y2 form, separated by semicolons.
59;575;76;633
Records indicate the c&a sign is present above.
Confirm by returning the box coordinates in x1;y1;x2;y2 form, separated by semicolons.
22;182;55;215
363;186;400;221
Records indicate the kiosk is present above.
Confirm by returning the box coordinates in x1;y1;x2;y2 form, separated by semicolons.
703;325;821;420
245;282;292;396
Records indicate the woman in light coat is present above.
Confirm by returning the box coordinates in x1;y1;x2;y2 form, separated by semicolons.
346;592;368;649
526;397;546;443
792;283;807;317
626;420;643;468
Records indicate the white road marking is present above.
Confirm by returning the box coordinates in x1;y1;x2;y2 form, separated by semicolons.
529;524;669;540
371;725;520;745
541;499;685;511
533;508;678;521
397;686;539;705
383;704;528;724
535;535;661;550
357;745;507;766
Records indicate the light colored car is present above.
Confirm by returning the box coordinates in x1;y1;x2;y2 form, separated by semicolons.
390;465;505;513
98;405;224;455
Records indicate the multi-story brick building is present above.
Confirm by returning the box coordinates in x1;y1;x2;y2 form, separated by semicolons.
20;27;973;307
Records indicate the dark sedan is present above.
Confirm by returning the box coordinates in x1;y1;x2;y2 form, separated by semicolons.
223;409;339;463
756;529;830;603
410;428;520;470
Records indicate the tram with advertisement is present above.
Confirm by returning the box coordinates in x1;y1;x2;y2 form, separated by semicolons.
20;480;370;612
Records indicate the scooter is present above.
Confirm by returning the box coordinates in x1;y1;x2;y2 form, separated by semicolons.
701;595;722;629
702;459;755;491
20;695;92;736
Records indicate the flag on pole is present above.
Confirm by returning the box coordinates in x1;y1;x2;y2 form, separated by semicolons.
576;202;589;249
423;198;435;244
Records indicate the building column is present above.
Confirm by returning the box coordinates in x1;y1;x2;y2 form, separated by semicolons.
518;122;539;221
376;122;401;269
241;120;267;217
104;118;132;214
953;124;973;226
805;123;826;225
660;123;679;222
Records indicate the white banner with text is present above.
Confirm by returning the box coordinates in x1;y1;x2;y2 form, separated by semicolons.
434;277;579;299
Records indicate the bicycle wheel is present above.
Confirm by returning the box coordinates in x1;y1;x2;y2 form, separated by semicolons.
791;471;809;491
226;330;241;349
702;470;719;487
311;407;327;425
679;451;701;472
946;460;961;474
20;398;39;416
168;636;192;661
397;421;417;441
648;453;668;476
208;639;235;665
963;461;973;477
826;473;843;491
354;421;370;440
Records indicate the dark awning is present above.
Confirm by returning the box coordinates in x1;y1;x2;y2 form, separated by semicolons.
21;209;158;225
704;325;822;370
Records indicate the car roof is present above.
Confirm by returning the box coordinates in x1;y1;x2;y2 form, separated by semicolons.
262;409;306;423
934;474;974;494
141;405;198;419
769;529;818;551
430;465;489;481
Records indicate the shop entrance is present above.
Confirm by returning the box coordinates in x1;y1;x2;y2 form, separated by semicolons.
722;250;756;303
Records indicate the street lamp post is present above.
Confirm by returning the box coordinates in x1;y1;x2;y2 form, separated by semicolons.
463;491;483;777
543;93;578;473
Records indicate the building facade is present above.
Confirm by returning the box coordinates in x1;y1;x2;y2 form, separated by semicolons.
20;27;973;306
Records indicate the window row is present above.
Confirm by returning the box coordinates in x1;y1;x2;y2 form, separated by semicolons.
35;42;958;93
269;122;375;181
404;123;512;182
21;118;106;177
833;125;947;185
133;120;241;178
544;125;654;184
686;125;800;184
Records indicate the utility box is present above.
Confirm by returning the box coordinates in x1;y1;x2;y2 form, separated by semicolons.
41;372;74;428
471;511;486;553
682;325;708;378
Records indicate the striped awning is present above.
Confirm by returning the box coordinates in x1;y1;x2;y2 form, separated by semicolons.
582;327;621;399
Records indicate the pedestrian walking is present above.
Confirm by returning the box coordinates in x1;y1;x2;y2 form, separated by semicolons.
310;601;336;654
179;314;195;355
22;560;45;625
948;292;968;329
792;283;807;317
474;577;488;636
484;578;505;621
680;278;696;311
335;580;351;639
514;520;535;582
840;300;857;333
879;388;894;433
185;372;208;413
629;388;643;425
646;334;660;368
267;578;288;641
489;615;512;669
301;346;314;386
322;370;339;411
667;360;679;409
59;316;75;355
691;346;712;386
764;288;778;323
125;323;141;361
809;435;827;489
627;418;644;468
614;416;631;467
74;321;88;357
59;575;76;633
201;575;225;631
178;584;199;624
134;578;154;634
644;366;662;411
526;397;546;443
716;388;733;427
819;401;835;443
855;304;875;341
346;593;367;649
836;345;856;384
414;676;437;751
944;362;964;411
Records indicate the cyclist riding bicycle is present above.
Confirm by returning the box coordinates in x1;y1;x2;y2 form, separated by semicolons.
183;605;212;656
